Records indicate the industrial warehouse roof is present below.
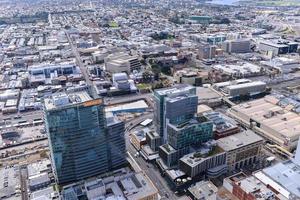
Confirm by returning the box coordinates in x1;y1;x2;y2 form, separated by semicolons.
230;96;300;142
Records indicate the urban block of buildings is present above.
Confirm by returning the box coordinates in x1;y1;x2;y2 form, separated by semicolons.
61;168;159;200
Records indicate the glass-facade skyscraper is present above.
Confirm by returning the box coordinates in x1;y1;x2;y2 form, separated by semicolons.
44;91;126;185
167;117;213;150
155;85;214;167
153;84;196;143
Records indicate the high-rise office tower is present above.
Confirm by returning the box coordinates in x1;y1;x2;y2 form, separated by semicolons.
153;84;196;143
154;85;214;167
44;91;126;185
106;112;127;169
165;94;198;126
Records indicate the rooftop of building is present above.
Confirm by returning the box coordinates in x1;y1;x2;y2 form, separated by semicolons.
225;172;248;183
154;84;195;96
261;160;300;198
61;168;158;200
168;115;210;131
196;87;221;101
230;95;300;140
165;93;197;103
105;100;148;113
197;104;213;114
141;145;159;160
228;38;251;42
195;33;226;38
106;52;139;61
260;39;298;48
203;111;239;134
165;169;186;181
30;187;55;200
175;68;208;78
44;91;102;110
146;129;160;139
160;143;176;154
0;166;20;199
224;171;288;199
28;62;76;69
225;81;266;90
261;56;299;67
27;159;51;177
131;127;150;141
29;172;50;187
217;130;263;151
212;62;262;75
84;179;104;192
188;181;217;200
122;172;158;200
180;143;225;167
175;69;198;77
106;113;123;128
217;187;239;200
236;175;277;199
140;119;153;127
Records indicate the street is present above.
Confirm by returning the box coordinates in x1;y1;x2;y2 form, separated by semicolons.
1;111;43;126
20;166;28;200
124;113;178;200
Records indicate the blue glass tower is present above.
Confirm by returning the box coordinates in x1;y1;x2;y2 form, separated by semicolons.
44;91;125;185
153;84;196;143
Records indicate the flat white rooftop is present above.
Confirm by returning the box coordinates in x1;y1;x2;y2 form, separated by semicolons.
213;62;261;75
217;130;263;151
44;91;99;110
155;84;194;96
262;160;300;198
226;81;266;90
105;100;148;113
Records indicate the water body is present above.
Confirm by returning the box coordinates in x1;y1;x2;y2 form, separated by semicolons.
209;0;240;5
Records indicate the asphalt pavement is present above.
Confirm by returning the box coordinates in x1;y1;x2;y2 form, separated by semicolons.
124;113;178;200
20;166;28;200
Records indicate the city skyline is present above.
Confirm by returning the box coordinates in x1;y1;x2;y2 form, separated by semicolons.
1;0;300;200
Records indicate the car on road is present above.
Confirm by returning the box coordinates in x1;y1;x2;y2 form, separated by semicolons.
14;115;22;119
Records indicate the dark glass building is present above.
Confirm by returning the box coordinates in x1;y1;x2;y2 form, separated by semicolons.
44;91;126;185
